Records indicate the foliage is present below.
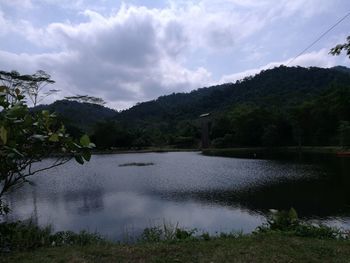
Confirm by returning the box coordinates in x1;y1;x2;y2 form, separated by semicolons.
256;208;346;240
0;70;58;107
0;221;52;251
33;100;117;133
91;121;134;149
1;217;349;257
116;66;350;122
33;66;350;149
265;208;299;231
338;120;350;147
140;222;196;243
0;221;106;252
4;233;350;263
330;36;350;58
140;227;163;243
64;94;106;106
50;230;105;247
0;71;94;214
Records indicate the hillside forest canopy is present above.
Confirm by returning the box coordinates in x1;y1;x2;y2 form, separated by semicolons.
28;65;350;150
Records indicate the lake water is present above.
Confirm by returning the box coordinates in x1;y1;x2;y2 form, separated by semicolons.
3;152;350;240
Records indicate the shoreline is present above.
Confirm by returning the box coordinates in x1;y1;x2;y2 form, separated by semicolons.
92;148;200;155
90;146;349;159
202;146;349;159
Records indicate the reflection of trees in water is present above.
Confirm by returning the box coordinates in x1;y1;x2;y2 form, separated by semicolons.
1;187;39;223
63;189;104;215
157;159;350;218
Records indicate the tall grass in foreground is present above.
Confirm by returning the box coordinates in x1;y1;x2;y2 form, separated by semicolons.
1;209;349;253
0;220;107;252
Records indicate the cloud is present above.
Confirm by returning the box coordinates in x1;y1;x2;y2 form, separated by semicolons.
0;0;33;9
0;0;347;109
0;5;214;109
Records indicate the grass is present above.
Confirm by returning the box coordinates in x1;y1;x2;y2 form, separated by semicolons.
2;210;350;262
0;221;107;252
2;233;350;263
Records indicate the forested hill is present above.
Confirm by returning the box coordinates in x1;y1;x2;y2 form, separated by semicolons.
36;65;350;148
33;100;117;132
116;66;350;121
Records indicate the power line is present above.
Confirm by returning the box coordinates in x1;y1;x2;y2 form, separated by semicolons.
286;11;350;66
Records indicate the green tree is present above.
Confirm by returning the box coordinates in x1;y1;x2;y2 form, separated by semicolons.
91;121;134;149
0;70;59;107
64;94;106;106
0;71;94;214
330;36;350;58
338;121;350;148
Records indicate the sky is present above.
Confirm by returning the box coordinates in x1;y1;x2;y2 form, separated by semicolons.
0;0;349;109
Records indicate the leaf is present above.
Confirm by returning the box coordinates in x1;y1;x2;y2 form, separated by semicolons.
80;134;90;147
0;126;7;144
74;155;84;165
8;147;24;157
82;150;91;161
32;134;47;141
49;134;59;142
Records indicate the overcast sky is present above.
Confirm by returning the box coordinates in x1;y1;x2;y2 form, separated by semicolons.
0;0;349;109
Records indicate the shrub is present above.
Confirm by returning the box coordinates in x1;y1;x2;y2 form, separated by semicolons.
0;221;106;252
256;208;347;240
140;223;196;243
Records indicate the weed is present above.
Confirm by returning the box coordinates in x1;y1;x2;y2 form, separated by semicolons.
256;208;347;240
139;222;196;243
0;221;106;252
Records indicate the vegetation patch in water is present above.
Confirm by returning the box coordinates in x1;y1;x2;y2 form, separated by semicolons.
118;162;155;167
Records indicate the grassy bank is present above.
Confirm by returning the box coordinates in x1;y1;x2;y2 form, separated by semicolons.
2;232;350;263
2;209;350;262
202;146;347;159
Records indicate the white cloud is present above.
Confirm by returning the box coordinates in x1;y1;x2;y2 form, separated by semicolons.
0;5;215;109
0;0;347;109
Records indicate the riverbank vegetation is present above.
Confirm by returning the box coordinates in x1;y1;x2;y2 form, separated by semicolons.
2;209;350;262
4;233;350;263
202;146;346;159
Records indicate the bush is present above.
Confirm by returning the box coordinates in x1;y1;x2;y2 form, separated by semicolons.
0;221;106;252
267;208;298;231
140;223;196;243
256;208;347;240
0;221;52;251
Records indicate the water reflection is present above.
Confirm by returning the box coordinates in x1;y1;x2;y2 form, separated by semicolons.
63;189;105;215
2;152;350;240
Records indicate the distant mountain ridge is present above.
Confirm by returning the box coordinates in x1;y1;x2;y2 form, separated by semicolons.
36;66;350;131
116;65;350;121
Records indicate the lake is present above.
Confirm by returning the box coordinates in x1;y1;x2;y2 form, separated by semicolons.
3;152;350;240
